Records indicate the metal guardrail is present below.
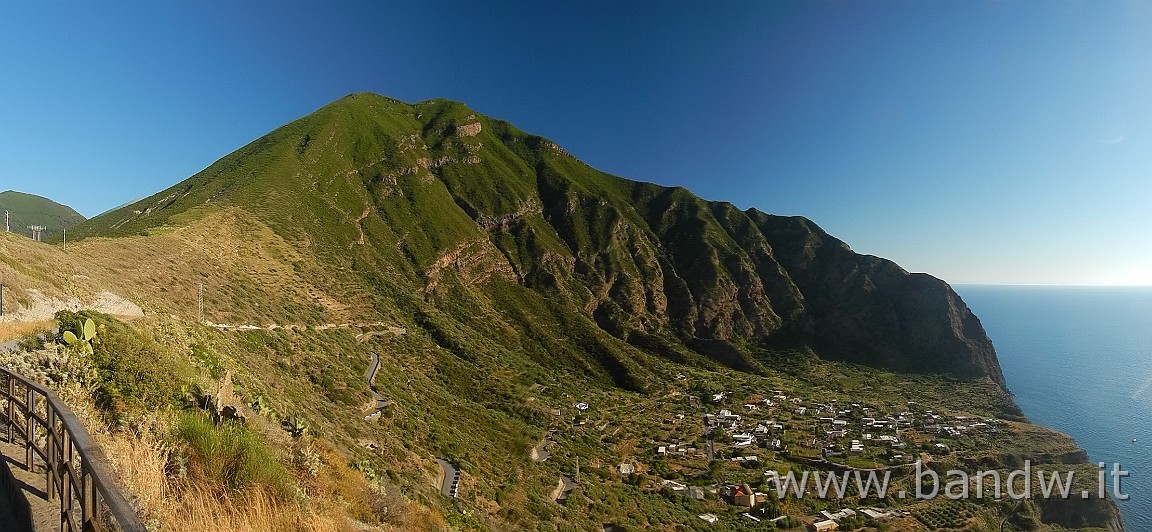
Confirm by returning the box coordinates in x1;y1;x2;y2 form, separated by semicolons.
0;367;146;532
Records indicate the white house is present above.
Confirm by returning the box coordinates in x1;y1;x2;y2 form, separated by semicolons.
812;519;838;531
733;432;756;447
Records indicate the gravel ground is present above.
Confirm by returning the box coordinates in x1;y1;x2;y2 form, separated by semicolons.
0;289;142;323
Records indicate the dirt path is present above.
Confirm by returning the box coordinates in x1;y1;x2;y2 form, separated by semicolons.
205;320;405;333
548;478;564;501
0;290;142;323
354;205;372;245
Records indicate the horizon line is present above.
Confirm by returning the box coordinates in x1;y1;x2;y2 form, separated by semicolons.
950;282;1152;288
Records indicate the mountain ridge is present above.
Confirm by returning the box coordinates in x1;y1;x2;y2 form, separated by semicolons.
66;92;1006;388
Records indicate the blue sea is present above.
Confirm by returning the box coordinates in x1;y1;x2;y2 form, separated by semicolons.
957;285;1152;530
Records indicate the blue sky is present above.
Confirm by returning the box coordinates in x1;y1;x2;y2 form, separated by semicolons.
1;2;1150;285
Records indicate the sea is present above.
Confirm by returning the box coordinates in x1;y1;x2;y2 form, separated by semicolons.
957;285;1152;530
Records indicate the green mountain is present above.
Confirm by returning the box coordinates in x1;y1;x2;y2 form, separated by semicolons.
69;93;1003;388
15;93;1119;530
0;190;85;239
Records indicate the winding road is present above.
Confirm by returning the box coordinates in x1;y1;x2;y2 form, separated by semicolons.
355;327;404;420
1000;499;1024;532
353;330;457;499
532;432;554;462
362;351;389;419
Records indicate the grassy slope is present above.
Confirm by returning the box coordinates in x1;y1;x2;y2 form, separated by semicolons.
3;210;1115;531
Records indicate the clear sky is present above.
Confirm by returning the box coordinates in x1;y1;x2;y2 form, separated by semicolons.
1;2;1149;285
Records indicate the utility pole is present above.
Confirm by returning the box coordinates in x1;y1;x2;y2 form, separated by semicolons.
4;210;8;232
62;228;66;250
0;283;4;317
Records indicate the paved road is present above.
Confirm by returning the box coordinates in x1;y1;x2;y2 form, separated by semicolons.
436;459;460;498
362;352;389;419
555;476;576;504
532;432;553;462
0;328;56;354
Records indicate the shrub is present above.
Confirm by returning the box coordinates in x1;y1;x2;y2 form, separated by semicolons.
173;412;293;497
55;310;192;412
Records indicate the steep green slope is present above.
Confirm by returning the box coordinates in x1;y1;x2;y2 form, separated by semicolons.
0;190;85;239
68;92;1003;388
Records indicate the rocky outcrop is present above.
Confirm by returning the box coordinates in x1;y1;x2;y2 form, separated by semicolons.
749;212;1006;386
521;163;1006;384
1035;496;1125;531
454;122;482;137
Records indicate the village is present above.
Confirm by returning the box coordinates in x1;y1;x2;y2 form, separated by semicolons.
632;385;1004;530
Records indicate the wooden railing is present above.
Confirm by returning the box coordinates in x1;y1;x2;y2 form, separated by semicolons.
0;367;146;532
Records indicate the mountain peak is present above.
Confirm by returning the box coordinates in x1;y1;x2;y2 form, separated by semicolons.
65;93;1006;387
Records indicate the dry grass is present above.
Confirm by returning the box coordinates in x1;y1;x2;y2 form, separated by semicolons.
80;406;451;531
0;320;53;342
1;217;462;531
91;413;361;531
167;487;347;532
50;390;390;532
70;208;379;325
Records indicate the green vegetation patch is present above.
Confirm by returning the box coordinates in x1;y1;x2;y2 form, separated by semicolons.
173;412;294;497
56;310;194;413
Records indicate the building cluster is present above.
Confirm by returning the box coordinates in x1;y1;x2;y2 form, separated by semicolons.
698;391;1002;464
810;507;903;531
643;388;1005;527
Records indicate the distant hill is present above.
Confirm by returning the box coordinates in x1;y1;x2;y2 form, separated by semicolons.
0;190;85;239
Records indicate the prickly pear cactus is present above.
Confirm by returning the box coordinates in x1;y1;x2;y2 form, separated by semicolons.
63;318;97;356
